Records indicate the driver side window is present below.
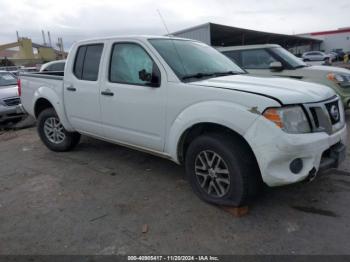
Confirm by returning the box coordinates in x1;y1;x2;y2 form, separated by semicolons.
240;49;277;69
109;43;160;86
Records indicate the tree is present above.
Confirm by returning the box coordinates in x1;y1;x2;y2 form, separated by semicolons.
0;57;15;67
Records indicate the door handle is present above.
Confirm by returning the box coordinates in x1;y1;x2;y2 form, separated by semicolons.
101;90;114;96
66;86;76;92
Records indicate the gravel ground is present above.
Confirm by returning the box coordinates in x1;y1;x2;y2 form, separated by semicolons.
0;115;350;255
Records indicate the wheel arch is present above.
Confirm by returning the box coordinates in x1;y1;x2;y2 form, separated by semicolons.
176;122;259;171
34;98;54;118
33;92;74;131
165;100;266;164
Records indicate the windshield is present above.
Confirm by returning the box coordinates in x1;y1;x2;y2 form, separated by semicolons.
149;39;245;81
0;72;17;87
271;47;307;68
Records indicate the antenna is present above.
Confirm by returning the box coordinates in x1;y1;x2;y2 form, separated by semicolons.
157;9;170;35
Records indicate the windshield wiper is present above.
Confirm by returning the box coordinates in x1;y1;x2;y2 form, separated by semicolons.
181;71;238;81
212;71;237;76
181;73;215;80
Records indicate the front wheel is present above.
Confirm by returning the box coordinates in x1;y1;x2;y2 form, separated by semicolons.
185;133;261;206
37;108;81;152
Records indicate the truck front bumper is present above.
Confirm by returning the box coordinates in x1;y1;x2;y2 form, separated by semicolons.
0;104;26;123
244;116;347;187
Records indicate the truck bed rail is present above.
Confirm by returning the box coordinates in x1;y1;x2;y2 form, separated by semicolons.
20;71;64;80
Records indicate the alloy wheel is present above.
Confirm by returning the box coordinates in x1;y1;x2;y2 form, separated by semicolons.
194;150;230;198
43;117;66;144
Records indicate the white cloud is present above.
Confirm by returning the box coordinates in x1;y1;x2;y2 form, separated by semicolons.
0;0;349;49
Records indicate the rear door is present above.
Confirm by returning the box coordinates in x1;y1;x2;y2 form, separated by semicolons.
64;43;105;136
99;41;166;152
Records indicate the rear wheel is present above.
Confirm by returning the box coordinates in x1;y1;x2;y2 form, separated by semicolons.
185;133;261;206
37;108;80;152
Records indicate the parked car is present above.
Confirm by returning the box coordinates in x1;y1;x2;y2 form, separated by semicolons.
0;71;25;124
302;51;330;61
218;44;350;108
20;36;346;206
329;51;339;61
0;66;21;77
332;49;345;61
39;60;66;72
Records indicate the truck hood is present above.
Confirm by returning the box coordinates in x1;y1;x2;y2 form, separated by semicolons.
190;74;335;105
303;65;350;74
0;85;19;100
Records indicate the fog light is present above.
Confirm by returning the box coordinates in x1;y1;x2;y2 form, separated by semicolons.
290;158;303;174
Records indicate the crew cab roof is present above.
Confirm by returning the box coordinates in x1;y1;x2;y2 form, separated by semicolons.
74;35;194;45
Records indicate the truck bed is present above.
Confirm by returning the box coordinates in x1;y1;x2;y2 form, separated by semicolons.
20;71;64;118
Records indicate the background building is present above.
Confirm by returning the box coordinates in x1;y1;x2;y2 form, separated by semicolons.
299;27;350;53
170;22;321;55
0;31;66;66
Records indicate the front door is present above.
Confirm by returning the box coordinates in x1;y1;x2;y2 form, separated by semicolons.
100;42;166;152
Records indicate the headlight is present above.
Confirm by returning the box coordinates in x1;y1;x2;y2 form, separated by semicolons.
327;73;350;87
263;106;311;134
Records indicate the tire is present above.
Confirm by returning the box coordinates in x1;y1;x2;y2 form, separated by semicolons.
185;133;261;206
37;108;81;152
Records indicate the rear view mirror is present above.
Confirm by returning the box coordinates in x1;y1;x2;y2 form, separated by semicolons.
269;62;284;72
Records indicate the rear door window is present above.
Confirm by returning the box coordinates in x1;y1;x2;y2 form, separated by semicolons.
73;44;103;81
73;46;87;79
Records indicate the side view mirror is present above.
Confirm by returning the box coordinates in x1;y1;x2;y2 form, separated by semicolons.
139;69;152;82
269;61;284;72
138;66;161;88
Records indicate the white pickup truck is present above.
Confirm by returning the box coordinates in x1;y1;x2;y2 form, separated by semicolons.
20;36;347;206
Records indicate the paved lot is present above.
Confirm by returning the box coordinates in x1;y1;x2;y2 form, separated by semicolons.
1;116;350;255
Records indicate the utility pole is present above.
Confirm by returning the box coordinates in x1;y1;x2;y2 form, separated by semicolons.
56;37;65;59
41;30;47;46
47;31;52;47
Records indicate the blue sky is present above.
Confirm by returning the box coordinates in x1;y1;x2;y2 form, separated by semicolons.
1;0;349;50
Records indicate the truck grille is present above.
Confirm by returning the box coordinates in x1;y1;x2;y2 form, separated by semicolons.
303;96;344;135
3;97;20;106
